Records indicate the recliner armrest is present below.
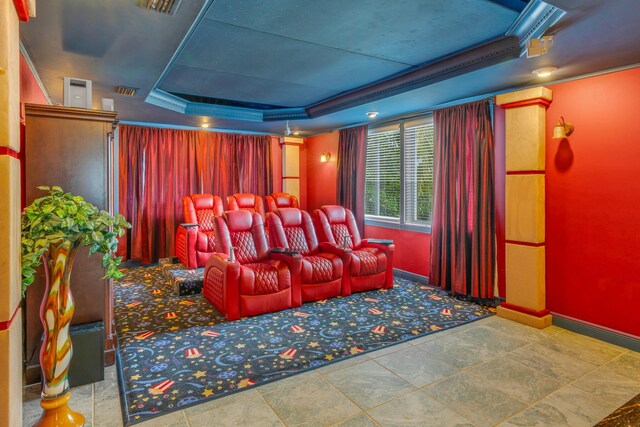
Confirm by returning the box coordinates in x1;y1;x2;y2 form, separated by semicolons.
269;251;302;272
205;252;241;273
268;251;302;308
270;247;299;256
319;242;352;257
363;238;393;246
362;240;396;255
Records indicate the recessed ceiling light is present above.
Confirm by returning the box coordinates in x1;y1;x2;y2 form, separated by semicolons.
367;112;379;119
532;66;557;78
201;123;210;128
293;131;300;136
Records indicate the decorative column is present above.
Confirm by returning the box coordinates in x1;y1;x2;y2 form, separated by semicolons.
495;87;553;329
280;136;304;200
0;1;26;426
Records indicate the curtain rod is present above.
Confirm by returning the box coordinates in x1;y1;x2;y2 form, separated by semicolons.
335;95;496;133
119;120;275;136
331;61;640;136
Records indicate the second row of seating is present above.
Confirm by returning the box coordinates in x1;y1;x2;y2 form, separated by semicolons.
201;205;395;320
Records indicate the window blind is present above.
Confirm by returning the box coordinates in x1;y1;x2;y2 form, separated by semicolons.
365;127;401;220
404;121;434;225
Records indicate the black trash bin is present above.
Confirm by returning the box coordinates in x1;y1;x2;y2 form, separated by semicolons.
68;321;105;387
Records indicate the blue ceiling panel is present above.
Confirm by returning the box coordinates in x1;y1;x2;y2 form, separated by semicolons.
205;0;519;65
160;64;337;107
164;20;409;98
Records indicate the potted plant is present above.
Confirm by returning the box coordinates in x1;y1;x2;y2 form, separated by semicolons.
21;186;130;426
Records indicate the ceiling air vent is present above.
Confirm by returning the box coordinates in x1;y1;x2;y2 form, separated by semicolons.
116;86;138;96
136;0;182;15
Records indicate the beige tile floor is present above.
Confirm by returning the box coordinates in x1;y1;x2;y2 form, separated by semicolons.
23;316;640;427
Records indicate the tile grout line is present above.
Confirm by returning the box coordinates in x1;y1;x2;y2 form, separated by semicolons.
336;344;481;425
256;387;294;426
317;366;401;426
180;409;191;427
495;335;636;425
412;325;555;426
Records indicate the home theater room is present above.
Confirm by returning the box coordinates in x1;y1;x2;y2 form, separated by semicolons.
1;0;640;426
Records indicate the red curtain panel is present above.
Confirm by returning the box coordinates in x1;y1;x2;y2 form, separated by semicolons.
337;125;367;235
118;125;272;264
430;100;495;299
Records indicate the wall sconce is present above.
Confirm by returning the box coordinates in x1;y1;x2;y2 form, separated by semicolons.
320;152;332;162
552;116;574;140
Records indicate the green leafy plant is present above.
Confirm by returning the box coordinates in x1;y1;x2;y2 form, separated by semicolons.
21;186;131;296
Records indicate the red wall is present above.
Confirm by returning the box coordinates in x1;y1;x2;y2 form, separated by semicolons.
305;131;338;212
20;53;47;105
546;67;640;337
365;225;430;277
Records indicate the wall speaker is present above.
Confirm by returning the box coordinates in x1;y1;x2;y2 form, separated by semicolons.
526;36;554;58
64;77;92;109
101;98;115;111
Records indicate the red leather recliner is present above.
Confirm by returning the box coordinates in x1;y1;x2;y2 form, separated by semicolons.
314;205;395;296
202;210;302;320
175;194;224;269
227;193;266;219
265;192;300;213
268;208;343;302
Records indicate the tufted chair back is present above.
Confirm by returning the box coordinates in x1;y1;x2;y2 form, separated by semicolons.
182;194;224;232
314;205;362;249
265;192;300;213
268;208;319;256
214;210;269;264
227;193;265;219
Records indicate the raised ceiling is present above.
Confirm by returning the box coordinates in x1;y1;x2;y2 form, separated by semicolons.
19;0;640;135
159;0;522;108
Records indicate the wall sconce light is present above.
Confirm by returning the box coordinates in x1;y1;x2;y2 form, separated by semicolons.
552;116;574;140
320;152;332;162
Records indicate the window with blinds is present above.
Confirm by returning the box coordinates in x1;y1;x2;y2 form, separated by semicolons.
404;119;434;225
365;126;401;220
365;117;434;230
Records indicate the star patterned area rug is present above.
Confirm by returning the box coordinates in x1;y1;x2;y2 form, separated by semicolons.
114;265;495;425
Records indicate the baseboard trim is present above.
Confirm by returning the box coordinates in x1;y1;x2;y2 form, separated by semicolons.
393;268;429;285
552;313;640;352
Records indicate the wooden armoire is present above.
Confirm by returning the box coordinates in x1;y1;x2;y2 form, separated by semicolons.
23;104;118;385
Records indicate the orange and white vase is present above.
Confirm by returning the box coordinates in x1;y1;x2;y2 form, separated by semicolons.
36;238;85;426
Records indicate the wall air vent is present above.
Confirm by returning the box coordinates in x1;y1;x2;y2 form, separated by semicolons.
116;86;138;96
136;0;182;15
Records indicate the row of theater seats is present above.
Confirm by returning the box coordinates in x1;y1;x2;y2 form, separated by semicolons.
176;193;298;269
174;193;395;320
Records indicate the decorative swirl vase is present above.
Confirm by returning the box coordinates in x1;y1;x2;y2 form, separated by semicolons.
35;238;85;427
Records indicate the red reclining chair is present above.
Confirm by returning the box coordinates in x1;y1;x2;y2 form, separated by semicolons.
314;205;395;296
227;193;266;219
265;192;299;213
175;194;224;269
202;210;302;320
268;208;343;302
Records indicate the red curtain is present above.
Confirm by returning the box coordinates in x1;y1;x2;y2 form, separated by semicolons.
430;100;495;299
337;125;367;235
118;125;272;264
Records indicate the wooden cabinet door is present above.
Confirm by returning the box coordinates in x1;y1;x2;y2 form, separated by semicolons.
23;104;118;383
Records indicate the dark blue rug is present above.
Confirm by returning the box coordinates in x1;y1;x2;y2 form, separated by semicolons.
114;265;494;425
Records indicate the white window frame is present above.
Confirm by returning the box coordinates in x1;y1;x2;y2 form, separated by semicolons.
365;116;433;234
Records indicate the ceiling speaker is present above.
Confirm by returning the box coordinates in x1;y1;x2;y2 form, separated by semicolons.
527;36;554;58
